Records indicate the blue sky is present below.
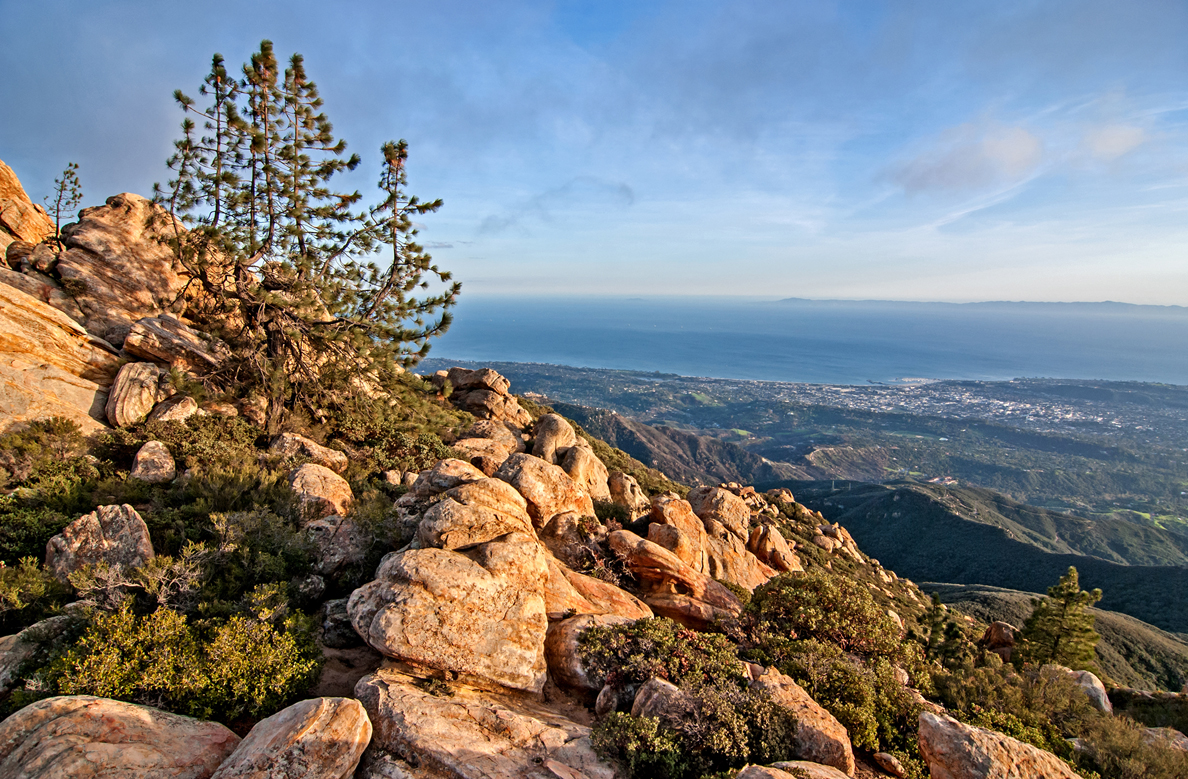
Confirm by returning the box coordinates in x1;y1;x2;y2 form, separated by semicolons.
3;0;1188;303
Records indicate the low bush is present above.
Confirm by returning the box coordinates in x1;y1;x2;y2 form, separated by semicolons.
579;617;745;691
1073;713;1188;779
747;570;903;658
44;600;320;724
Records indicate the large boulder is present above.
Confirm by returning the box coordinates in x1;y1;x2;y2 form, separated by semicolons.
0;160;54;254
0;695;239;779
209;697;371;779
686;486;752;540
978;621;1017;664
917;711;1081;779
106;361;168;428
561;445;611;502
130;440;176;483
348;534;549;693
123;315;230;374
545;614;634;693
289;464;353;523
608;471;650;518
704;518;775;591
56;193;193;347
451;437;515;474
402;458;487;502
540;511;604;571
45;504;154;582
752;667;855;776
547;559;653;621
355;667;613;779
414;478;534;551
648;493;709;571
607;529;741;629
748;524;803;573
0;265;86;322
631;677;698;722
444;367;532;428
495;453;595;528
147;394;199;423
270;433;349;474
306;515;370;576
0;613;80;696
465;419;526;452
532;414;579;464
0;282;120;433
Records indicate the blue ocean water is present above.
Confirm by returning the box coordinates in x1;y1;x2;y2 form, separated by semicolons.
428;296;1188;385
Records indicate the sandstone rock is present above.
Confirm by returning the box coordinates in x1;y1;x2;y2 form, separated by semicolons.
545;614;634;692
210;697;371;779
543;556;603;620
649;494;709;572
56;193;193;346
752;667;855;776
3;240;33;267
917;711;1080;779
307;515;370;576
748;524;803;573
403;458;486;501
540;512;604;571
200;400;238;417
447;366;512;395
532;414;579;464
766;763;852;779
607;529;741;629
813;534;838;553
1042;665;1112;714
270;432;349;474
130;440;176;483
452;437;515;473
647;523;701;569
105;361;164;427
561;446;611;502
0;283;120;432
767;487;796;504
0;265;86;322
978;621;1017;663
594;684;620;718
348;534;548;692
147;394;199;423
355;667;614;779
687;485;751;540
466;419;526;452
45;504;154;582
1143;726;1188;751
0;695;239;779
290;464;353;523
0;614;78;696
608;472;650;518
496;453;595;528
415;479;534;552
124;315;230;374
631;677;698;723
704;518;775;591
873;752;907;778
0;160;54;252
560;565;652;620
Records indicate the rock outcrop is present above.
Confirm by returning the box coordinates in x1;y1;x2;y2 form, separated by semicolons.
609;471;650;518
0;282;119;432
123;315;230;374
414;478;535;551
495;453;595;528
917;711;1080;779
1042;665;1112;714
0;695;240;779
210;697;371;779
752;668;855;776
442;366;532;428
0;160;54;254
289;464;354;523
130;440;177;483
56;193;194;347
45;504;154;582
747;524;802;573
348;533;549;693
106;361;168;427
355;668;613;779
270;433;349;474
687;485;752;540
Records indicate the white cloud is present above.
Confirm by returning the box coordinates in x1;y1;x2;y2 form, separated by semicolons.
889;123;1043;194
1083;124;1147;161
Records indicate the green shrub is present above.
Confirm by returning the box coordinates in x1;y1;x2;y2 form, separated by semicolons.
592;713;689;779
578;617;746;691
747;570;902;658
45;602;320;723
1074;714;1188;779
99;415;263;472
0;499;73;565
0;557;70;633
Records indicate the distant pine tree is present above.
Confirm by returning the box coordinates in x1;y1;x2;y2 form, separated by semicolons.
43;162;83;256
1019;565;1102;670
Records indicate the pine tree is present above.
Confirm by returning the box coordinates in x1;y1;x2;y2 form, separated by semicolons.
155;42;458;430
1019;566;1102;670
43;162;83;256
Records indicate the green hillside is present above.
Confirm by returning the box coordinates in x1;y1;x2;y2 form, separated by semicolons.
927;582;1188;691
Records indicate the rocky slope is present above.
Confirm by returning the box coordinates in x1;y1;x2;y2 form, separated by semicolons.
0;159;1184;779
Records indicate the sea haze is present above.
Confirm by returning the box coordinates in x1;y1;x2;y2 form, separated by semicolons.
429;297;1188;385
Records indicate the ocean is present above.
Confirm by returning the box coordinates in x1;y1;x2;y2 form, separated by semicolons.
427;296;1188;386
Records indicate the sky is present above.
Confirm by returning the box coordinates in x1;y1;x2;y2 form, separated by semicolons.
3;0;1188;304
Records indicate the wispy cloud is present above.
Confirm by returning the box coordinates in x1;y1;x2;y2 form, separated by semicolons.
888;122;1044;195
